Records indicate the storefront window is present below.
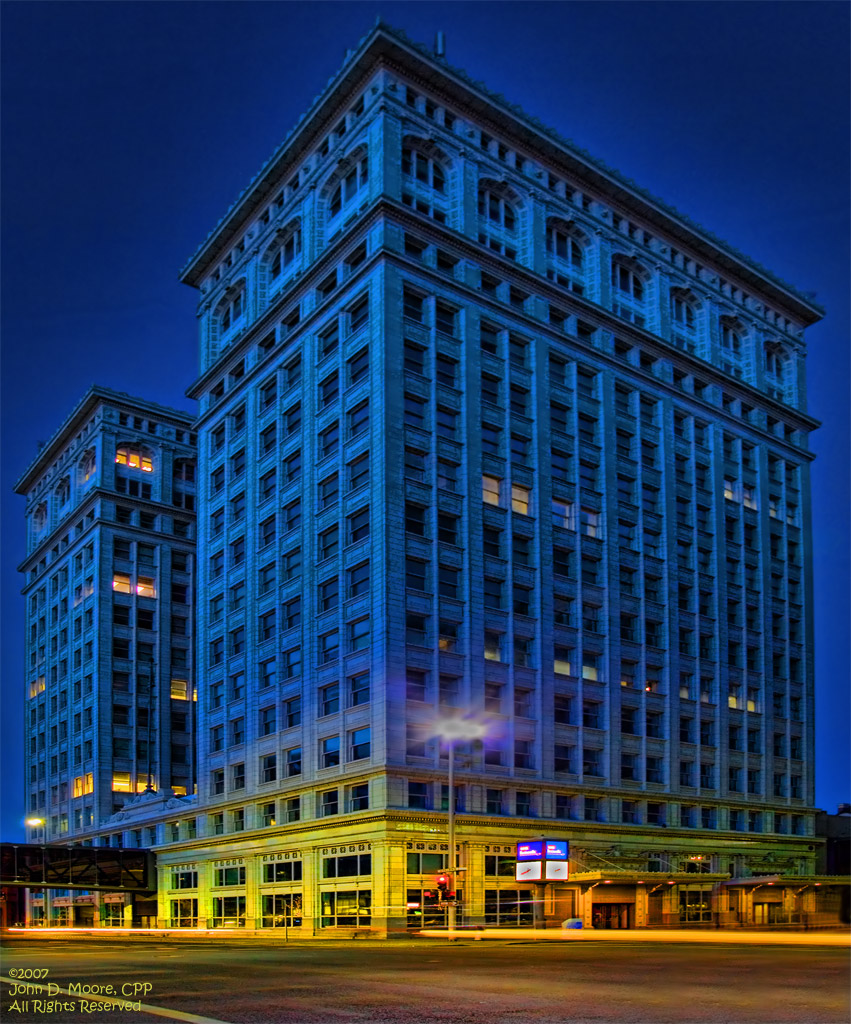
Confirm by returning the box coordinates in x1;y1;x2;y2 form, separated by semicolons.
484;889;534;925
320;890;371;927
211;896;246;928
260;893;302;928
170;898;198;927
679;889;712;923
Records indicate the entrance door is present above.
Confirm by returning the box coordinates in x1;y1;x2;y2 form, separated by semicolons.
552;888;576;924
75;906;95;928
592;903;632;929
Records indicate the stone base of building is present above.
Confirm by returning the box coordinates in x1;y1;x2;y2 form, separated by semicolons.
22;813;850;935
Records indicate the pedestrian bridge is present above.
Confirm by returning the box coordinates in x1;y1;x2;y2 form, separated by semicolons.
0;843;156;893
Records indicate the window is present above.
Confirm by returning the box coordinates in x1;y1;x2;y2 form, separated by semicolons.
348;347;369;385
402;146;446;195
349;671;369;707
404;394;426;429
436;406;457;440
349;727;371;761
318;473;339;510
403;287;425;323
320;372;339;408
348;507;369;543
404;448;427;483
347;400;369;437
329;155;369;218
286;747;302;777
435;303;457;337
319;631;339;664
478;185;517;257
511;485;531;516
283;647;301;679
348;453;369;492
347;561;369;598
436;459;458;492
611;261;647;325
321;736;341;768
115;446;153;473
320;683;340;717
319;422;339;460
407;669;427;702
546;220;586;292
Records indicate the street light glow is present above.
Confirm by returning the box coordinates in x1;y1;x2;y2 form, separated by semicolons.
430;714;489;741
25;818;44;826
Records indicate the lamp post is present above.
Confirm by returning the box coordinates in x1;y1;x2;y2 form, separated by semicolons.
430;715;489;937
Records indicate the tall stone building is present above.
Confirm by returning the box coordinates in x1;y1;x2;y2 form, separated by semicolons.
16;388;197;886
22;24;835;932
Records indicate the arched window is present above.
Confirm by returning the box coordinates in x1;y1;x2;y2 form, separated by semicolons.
56;476;71;509
269;224;302;284
328;153;369;220
78;448;97;487
401;143;448;223
115;446;153;472
764;341;790;401
478;182;518;259
719;317;745;379
546;219;588;295
33;502;48;534
670;289;699;353
611;259;649;327
219;288;245;333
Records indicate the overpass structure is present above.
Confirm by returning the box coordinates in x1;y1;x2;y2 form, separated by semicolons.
0;843;155;894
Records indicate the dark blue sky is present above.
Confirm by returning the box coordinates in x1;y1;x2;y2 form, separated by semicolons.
2;2;848;841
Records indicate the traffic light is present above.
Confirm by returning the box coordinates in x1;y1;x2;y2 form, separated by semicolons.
435;873;453;902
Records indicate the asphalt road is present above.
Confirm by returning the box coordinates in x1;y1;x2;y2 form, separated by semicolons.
1;938;848;1024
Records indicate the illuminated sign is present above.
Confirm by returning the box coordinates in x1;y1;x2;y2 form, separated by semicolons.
516;841;544;861
515;860;543;882
545;861;569;881
545;840;568;860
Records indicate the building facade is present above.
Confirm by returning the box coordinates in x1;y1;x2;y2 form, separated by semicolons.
15;388;197;925
20;24;836;933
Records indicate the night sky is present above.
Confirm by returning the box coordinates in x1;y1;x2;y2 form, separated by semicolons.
1;1;848;842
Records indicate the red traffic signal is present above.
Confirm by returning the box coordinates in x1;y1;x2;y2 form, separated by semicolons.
435;874;454;902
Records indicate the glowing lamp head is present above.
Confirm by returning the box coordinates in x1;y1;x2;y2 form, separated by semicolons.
26;818;44;827
431;714;489;742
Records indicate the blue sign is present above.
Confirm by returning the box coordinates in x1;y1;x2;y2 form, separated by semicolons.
545;840;568;860
516;841;543;860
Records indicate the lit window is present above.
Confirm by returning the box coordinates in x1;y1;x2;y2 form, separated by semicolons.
482;475;501;506
170;679;190;700
136;577;156;598
112;773;133;792
115;447;153;472
112;573;132;594
511;484;531;516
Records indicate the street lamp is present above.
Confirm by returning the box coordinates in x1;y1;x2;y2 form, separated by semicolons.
429;715;489;936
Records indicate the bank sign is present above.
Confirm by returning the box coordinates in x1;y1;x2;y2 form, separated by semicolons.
515;838;569;881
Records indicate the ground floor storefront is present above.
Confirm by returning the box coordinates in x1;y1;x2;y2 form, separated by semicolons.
22;813;848;934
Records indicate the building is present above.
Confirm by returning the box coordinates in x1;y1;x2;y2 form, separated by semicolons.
21;23;838;933
15;387;196;926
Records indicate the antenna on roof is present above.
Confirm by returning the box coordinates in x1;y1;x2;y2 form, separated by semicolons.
434;31;446;58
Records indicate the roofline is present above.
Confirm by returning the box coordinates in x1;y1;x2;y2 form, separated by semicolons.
178;20;824;324
13;385;196;495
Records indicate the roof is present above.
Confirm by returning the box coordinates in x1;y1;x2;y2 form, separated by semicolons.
14;385;195;495
179;20;823;323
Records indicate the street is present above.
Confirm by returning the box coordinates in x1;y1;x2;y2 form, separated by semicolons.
1;938;848;1024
